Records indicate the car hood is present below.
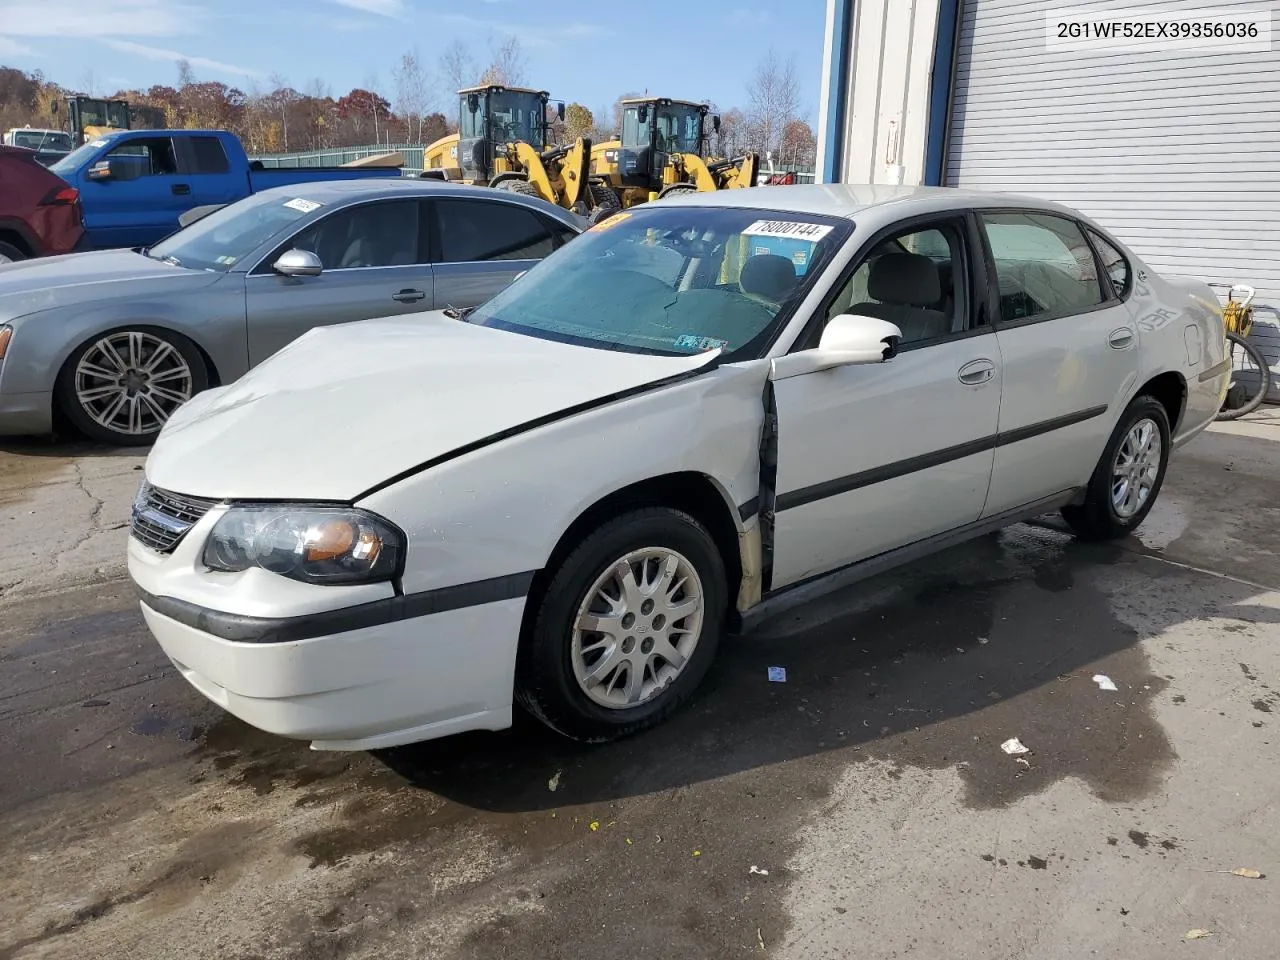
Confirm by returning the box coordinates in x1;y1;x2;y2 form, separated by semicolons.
146;313;721;502
0;249;220;321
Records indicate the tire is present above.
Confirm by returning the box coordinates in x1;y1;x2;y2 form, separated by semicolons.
586;183;621;220
0;240;27;265
493;178;540;198
516;507;728;742
1061;395;1171;541
1215;331;1271;421
55;327;209;446
658;183;699;199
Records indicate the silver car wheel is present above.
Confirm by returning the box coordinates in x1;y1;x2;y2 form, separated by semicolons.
74;331;194;436
571;547;705;710
1111;417;1161;519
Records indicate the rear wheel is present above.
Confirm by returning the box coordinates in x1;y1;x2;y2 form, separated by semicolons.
586;184;621;221
1215;331;1271;421
0;240;26;264
516;507;727;742
1061;395;1170;541
56;327;209;446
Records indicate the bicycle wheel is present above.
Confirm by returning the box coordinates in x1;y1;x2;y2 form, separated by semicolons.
1216;331;1272;421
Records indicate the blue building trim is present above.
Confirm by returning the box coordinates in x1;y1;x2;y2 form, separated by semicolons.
924;0;962;186
821;0;855;183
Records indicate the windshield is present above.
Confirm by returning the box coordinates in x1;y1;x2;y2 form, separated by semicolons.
76;100;130;129
655;105;703;154
50;139;111;175
465;206;848;360
460;90;544;144
148;193;322;272
10;130;72;151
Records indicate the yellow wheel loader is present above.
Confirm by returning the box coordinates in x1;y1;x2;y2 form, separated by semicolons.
420;85;618;219
589;97;760;215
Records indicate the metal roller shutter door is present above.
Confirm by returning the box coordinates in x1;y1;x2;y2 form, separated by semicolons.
945;0;1280;387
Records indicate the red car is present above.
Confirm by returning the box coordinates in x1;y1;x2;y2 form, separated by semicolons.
0;146;85;264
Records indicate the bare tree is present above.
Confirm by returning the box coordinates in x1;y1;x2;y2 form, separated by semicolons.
363;71;384;144
393;47;433;142
176;58;195;90
268;72;291;150
746;49;800;157
441;39;475;94
79;69;97;97
479;36;527;87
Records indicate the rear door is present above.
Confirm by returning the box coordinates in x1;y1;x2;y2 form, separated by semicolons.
978;209;1141;514
429;196;575;309
243;198;434;365
174;135;243;214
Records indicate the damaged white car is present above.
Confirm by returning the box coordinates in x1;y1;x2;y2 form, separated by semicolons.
128;184;1227;750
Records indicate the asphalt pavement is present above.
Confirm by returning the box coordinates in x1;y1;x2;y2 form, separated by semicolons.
1;413;1278;960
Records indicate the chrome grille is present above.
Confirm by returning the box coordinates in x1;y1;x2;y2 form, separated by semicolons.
130;483;219;554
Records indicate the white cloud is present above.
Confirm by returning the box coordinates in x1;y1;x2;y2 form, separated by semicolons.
438;13;611;46
101;39;264;81
0;36;38;57
2;0;204;37
326;0;406;17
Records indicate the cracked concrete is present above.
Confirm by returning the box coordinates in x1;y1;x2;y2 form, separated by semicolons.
1;417;1279;959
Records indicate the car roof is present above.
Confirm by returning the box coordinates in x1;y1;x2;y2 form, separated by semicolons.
656;183;1084;220
250;178;586;227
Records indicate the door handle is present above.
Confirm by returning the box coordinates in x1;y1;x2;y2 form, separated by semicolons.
171;183;191;196
1108;327;1135;349
392;289;427;303
957;358;996;385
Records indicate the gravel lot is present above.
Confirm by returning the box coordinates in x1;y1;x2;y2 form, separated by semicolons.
1;413;1278;960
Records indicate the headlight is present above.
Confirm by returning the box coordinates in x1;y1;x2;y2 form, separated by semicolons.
203;505;403;585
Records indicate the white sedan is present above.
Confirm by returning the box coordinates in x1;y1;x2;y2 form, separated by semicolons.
128;184;1228;751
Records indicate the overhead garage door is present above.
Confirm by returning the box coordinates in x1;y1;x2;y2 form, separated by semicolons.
945;0;1280;371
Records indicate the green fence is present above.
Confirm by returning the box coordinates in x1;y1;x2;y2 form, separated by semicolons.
250;144;816;183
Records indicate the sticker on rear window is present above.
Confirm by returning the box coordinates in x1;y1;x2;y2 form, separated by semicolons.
742;220;833;242
674;334;728;352
283;198;322;214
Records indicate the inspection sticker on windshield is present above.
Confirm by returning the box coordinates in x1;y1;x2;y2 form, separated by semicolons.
589;212;632;232
283;198;322;214
743;219;833;242
674;334;728;352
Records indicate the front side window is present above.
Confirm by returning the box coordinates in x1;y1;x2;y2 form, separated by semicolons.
655;106;703;154
289;200;421;269
105;137;178;178
826;223;968;345
436;199;555;263
464;205;849;359
982;212;1104;322
1087;228;1132;298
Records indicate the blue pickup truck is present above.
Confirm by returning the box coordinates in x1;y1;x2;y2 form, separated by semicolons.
48;129;401;250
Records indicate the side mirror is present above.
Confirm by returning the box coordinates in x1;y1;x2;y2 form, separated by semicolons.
771;314;902;380
713;114;722;133
87;160;112;181
272;249;323;278
556;102;565;121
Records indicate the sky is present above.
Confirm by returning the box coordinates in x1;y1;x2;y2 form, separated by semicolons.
0;0;829;121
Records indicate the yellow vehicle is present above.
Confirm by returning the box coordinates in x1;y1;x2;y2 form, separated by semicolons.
590;97;760;209
54;97;167;144
421;85;618;218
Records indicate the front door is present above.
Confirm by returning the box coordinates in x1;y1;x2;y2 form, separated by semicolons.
78;134;187;249
428;196;564;310
768;216;1002;589
976;210;1141;515
244;198;433;365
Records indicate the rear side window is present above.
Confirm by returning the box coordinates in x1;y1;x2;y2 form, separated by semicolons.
434;199;556;262
1086;228;1132;298
981;212;1105;322
188;136;230;175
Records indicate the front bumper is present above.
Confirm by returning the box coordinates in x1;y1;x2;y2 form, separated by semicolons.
128;524;530;751
0;389;53;437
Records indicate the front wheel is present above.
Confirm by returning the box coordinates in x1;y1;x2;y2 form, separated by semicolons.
516;508;727;742
1061;395;1171;541
658;183;699;199
1215;331;1271;421
56;327;209;446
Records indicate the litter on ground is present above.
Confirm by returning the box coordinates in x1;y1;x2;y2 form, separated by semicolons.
1185;929;1213;940
768;666;787;682
1092;674;1119;692
1000;737;1030;755
749;865;770;876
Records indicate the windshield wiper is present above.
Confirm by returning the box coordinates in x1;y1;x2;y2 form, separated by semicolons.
442;304;475;320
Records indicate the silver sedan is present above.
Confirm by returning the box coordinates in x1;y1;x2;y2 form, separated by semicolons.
0;179;583;445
